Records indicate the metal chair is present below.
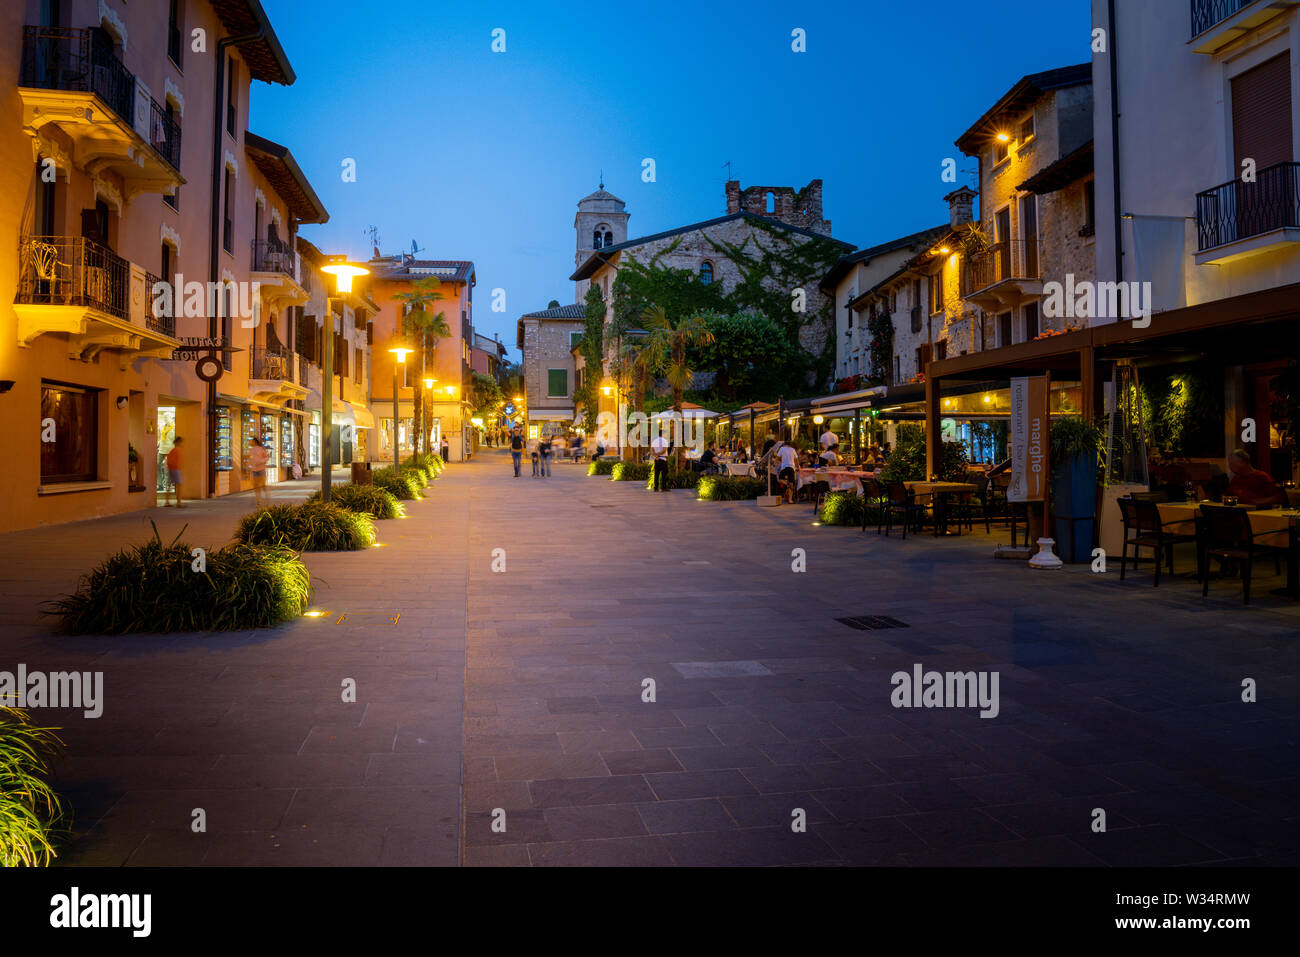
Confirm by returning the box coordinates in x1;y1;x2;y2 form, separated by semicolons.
1198;505;1287;604
1117;497;1197;586
884;482;927;539
859;477;887;534
808;478;831;514
990;473;1029;546
948;472;992;535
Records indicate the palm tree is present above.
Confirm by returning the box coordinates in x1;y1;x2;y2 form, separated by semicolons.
392;278;451;454
638;305;714;466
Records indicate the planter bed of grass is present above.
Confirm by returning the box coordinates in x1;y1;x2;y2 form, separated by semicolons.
645;468;699;490
588;459;618;476
45;523;312;633
697;475;767;501
307;483;405;520
0;706;65;866
236;502;376;551
611;462;652;482
372;467;422;500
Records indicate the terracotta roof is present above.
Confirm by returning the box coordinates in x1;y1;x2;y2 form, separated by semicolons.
367;258;475;284
521;304;587;319
208;0;295;85
244;132;328;224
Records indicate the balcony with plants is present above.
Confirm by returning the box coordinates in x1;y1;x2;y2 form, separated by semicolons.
960;227;1043;310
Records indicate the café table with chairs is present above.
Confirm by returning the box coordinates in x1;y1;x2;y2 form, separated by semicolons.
1115;496;1300;604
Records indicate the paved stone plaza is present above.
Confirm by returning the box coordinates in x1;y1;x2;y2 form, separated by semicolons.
0;451;1297;866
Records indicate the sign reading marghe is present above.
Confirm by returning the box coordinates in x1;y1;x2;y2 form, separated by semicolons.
1008;375;1049;503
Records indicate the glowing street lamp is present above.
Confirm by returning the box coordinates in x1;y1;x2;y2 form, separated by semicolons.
388;335;415;465
318;257;369;502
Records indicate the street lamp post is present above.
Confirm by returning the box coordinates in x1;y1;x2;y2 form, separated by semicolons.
319;257;370;502
389;338;413;466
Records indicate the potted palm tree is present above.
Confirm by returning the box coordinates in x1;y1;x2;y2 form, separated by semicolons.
128;444;139;487
1050;417;1105;563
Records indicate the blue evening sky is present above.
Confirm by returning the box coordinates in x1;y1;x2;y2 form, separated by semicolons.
253;0;1090;355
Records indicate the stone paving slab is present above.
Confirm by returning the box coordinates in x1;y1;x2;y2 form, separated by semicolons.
0;467;466;866
3;448;1299;866
461;449;1300;866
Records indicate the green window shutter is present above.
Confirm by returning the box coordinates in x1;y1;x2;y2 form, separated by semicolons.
547;369;568;397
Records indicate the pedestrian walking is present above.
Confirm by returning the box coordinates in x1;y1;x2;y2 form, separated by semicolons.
650;432;670;491
246;436;270;508
440;435;450;463
539;434;553;477
528;436;540;477
163;437;185;508
509;428;524;477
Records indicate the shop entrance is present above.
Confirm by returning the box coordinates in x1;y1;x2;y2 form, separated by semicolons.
156;406;177;494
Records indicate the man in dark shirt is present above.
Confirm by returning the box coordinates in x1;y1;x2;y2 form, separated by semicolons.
509;429;524;477
1227;449;1286;505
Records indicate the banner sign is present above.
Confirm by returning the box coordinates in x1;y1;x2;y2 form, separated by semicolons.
1008;375;1049;503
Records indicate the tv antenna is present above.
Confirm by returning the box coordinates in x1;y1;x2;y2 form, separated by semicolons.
722;160;733;181
364;225;381;250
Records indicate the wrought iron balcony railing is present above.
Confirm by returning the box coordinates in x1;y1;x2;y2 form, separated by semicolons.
250;346;287;381
251;239;294;275
19;27;181;172
143;270;175;337
1191;0;1255;36
17;235;128;319
962;239;1040;295
1196;161;1300;251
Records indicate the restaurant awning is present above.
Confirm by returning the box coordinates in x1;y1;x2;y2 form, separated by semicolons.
348;402;376;429
527;410;573;422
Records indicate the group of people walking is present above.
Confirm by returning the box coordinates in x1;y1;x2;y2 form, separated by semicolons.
508;427;598;478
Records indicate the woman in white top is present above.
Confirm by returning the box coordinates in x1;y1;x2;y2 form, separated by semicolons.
820;444;840;467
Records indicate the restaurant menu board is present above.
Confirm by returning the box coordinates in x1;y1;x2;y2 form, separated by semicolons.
213;407;233;472
280;416;294;468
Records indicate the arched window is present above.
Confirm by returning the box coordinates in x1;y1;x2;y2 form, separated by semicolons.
765;191;776;214
699;261;714;285
593;230;603;249
603;230;614;247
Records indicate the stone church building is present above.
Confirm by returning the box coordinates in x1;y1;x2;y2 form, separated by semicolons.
570;179;850;357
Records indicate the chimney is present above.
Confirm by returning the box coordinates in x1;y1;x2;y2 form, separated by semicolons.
725;180;741;214
944;186;977;229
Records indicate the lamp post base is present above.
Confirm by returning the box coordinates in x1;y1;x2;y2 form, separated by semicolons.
1028;538;1064;569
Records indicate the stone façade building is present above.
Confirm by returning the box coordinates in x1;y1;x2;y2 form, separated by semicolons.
569;178;851;377
515;302;586;436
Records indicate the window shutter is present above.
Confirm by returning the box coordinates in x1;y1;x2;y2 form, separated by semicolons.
1233;52;1293;171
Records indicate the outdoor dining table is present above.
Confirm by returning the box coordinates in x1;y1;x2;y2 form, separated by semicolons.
724;462;756;477
1157;501;1300;598
904;481;978;536
795;468;873;493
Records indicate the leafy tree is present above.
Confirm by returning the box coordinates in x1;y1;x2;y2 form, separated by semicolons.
691;311;801;400
576;284;606;432
470;371;503;417
547;299;561;309
639;305;715;465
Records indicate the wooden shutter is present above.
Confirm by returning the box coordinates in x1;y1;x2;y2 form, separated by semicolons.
1233;52;1293;171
